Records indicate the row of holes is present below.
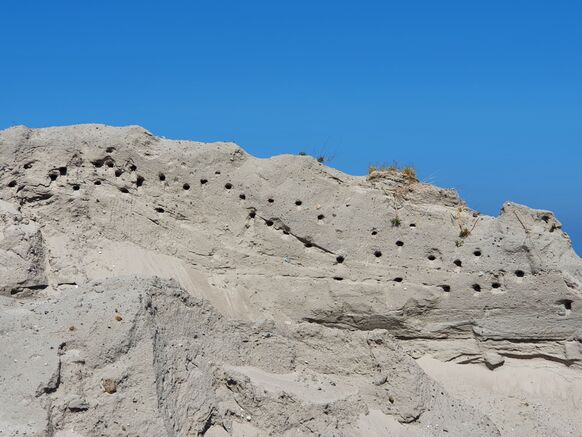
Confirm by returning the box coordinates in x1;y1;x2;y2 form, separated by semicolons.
32;161;528;282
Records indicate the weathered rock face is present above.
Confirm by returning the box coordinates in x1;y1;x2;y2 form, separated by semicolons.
1;124;581;436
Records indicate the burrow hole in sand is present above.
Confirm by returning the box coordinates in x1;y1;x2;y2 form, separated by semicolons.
473;250;482;257
393;277;403;283
106;147;115;153
515;270;525;278
268;198;274;203
225;183;233;190
428;254;436;261
454;259;462;267
374;250;382;258
333;277;344;281
72;184;80;191
8;180;17;187
439;285;451;292
158;173;166;182
200;178;208;185
317;214;325;220
266;219;274;227
472;284;481;292
94;180;102;185
59;167;67;175
295;200;302;206
119;187;129;193
155;207;165;213
396;240;404;247
115;169;123;177
183;183;190;191
136;175;145;187
492;282;501;289
560;299;573;311
239;193;246;200
248;210;256;219
336;255;345;263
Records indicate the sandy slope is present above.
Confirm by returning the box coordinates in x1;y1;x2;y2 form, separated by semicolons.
1;124;581;436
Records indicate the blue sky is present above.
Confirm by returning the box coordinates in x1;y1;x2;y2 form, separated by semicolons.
1;1;581;253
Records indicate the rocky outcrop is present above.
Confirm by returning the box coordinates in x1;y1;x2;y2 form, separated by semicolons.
1;124;581;436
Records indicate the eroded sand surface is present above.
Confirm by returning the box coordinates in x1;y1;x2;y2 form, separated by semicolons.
1;124;581;436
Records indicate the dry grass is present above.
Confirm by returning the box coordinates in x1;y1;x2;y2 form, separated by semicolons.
368;163;417;182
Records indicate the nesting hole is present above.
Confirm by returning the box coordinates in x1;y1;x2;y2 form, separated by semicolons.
49;172;58;181
129;164;137;171
492;282;501;289
154;207;165;213
239;193;246;200
333;277;344;281
374;250;382;258
409;223;416;228
200;178;208;185
265;220;274;227
541;215;550;223
393;277;403;283
183;183;190;190
106;161;115;168
8;180;17;187
249;210;256;219
268;198;274;203
428;255;436;261
439;285;451;292
215;170;221;175
225;183;233;190
106;147;115;153
295;200;302;206
119;187;129;193
515;270;525;278
72;184;80;191
136;175;144;187
453;259;462;267
396;241;404;247
94;180;101;185
473;250;482;257
115;169;123;177
371;230;378;236
317;214;325;220
560;299;573;311
336;255;345;264
304;242;313;248
472;284;481;292
158;173;166;181
59;167;67;175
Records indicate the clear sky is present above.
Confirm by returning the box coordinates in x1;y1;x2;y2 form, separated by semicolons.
1;1;581;253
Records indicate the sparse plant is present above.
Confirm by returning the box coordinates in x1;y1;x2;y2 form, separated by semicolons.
391;217;401;227
459;228;471;238
455;240;464;247
368;162;399;175
298;151;307;156
402;166;417;181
